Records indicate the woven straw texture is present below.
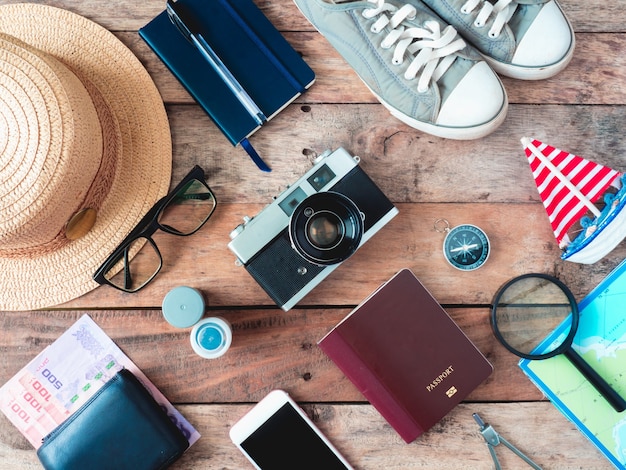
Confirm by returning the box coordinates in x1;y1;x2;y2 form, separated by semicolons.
0;33;103;251
0;4;172;310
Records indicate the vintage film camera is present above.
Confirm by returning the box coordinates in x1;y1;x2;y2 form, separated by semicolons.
228;148;398;311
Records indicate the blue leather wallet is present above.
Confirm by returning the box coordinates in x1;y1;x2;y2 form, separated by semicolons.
36;369;189;470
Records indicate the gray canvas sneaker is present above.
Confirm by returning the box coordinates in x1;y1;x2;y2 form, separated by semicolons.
418;0;575;79
294;0;507;140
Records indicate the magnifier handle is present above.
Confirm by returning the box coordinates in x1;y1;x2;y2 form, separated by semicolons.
564;348;626;413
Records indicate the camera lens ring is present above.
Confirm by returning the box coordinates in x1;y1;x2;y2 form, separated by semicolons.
289;192;364;266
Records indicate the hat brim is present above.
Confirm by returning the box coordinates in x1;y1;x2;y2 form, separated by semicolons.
0;4;172;310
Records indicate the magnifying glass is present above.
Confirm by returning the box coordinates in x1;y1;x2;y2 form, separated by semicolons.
491;273;626;413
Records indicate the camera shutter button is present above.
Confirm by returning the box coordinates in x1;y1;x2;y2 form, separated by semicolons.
314;149;332;163
229;225;244;239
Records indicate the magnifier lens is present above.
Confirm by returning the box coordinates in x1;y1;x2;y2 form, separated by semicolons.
492;273;626;412
493;275;575;357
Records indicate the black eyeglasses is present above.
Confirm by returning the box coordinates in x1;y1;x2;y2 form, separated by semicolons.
93;165;216;292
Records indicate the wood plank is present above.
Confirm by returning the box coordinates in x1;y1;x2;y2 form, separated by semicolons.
3;0;618;33
125;32;626;106
0;402;613;469
56;201;626;309
162;103;626;204
0;309;541;403
0;0;622;469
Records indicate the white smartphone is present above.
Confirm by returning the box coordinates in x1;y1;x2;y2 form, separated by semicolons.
229;389;354;469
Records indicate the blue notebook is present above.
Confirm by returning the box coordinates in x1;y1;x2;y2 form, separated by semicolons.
139;0;315;171
519;259;626;469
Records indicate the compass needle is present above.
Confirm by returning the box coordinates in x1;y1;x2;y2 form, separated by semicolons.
434;219;490;271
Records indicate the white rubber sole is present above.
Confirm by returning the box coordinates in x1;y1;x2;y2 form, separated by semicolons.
373;87;509;140
483;41;575;80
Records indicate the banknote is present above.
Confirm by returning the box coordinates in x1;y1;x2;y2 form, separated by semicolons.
0;314;200;449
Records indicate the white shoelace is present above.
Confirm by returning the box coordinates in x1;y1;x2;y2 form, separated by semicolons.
362;0;466;93
460;0;518;38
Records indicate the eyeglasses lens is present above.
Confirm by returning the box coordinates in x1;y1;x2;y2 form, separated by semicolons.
103;237;161;292
158;178;216;235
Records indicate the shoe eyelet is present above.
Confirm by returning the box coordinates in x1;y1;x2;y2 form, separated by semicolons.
417;86;429;94
460;6;469;14
474;20;484;28
371;25;381;33
392;58;402;65
488;31;499;39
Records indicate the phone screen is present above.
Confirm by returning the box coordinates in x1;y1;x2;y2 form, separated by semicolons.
240;402;350;469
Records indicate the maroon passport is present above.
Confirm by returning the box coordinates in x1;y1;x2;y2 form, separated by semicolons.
318;269;493;443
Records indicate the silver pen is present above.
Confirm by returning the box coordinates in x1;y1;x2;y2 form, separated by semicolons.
166;0;266;126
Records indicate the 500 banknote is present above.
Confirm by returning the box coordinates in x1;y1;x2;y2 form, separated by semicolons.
0;314;200;449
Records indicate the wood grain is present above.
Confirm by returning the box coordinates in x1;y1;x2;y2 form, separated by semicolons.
0;309;539;403
57;202;626;309
161;103;626;204
0;0;623;468
127;32;626;106
0;0;616;33
0;402;613;469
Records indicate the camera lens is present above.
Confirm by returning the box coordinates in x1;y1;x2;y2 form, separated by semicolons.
306;211;343;249
289;192;363;266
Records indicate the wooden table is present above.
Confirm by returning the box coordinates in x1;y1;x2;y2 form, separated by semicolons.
0;0;623;468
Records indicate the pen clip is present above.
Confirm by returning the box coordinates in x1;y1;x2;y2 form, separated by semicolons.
166;0;193;43
166;0;266;126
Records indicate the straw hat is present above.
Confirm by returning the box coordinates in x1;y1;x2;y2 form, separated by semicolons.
0;4;172;310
